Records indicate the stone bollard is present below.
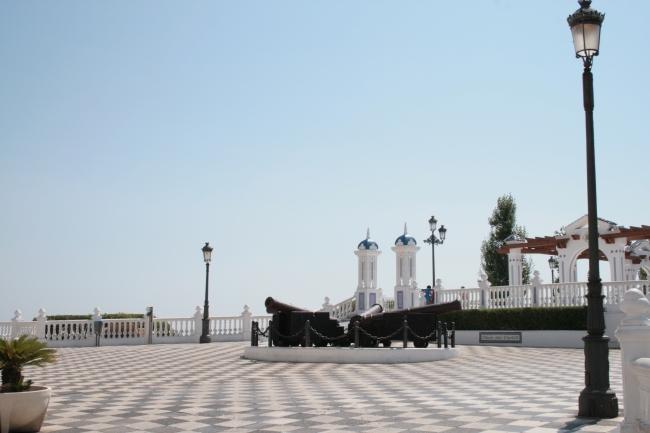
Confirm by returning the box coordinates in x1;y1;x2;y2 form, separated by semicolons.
241;305;252;342
36;308;47;339
615;288;650;433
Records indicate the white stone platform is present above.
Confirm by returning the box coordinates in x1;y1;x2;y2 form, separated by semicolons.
243;345;461;363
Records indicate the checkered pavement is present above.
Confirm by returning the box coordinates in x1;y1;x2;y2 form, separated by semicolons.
24;342;624;433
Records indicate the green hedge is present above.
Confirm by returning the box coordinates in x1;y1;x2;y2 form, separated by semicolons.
437;306;587;331
33;313;145;321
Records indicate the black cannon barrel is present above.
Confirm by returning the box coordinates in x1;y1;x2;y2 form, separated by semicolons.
348;304;383;327
369;300;461;321
265;297;312;315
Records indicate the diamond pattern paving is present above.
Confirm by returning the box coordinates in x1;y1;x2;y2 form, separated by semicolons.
24;343;624;432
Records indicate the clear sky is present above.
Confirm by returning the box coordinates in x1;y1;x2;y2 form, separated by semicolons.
1;1;648;320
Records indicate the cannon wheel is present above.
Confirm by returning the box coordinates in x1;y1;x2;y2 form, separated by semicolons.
382;340;392;348
413;340;429;348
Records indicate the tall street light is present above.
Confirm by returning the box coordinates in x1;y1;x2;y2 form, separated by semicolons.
423;216;447;287
567;0;618;418
200;242;213;344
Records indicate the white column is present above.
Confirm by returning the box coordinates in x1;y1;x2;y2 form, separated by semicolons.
615;289;650;433
194;306;203;343
478;274;490;309
241;305;252;342
10;310;23;339
36;308;47;339
530;270;542;307
508;249;523;286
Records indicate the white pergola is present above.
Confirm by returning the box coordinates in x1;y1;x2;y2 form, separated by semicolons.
498;215;650;286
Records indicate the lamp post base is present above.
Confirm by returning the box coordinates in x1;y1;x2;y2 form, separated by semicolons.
199;335;211;344
578;390;619;418
578;335;619;418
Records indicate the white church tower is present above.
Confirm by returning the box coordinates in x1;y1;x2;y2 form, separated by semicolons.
391;223;420;310
354;229;382;312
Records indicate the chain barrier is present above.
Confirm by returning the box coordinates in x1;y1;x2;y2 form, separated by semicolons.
357;325;404;342
269;323;305;340
405;326;437;341
251;319;455;348
308;326;351;342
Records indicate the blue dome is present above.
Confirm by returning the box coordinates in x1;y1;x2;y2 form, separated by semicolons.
358;229;379;250
358;239;379;250
395;234;417;246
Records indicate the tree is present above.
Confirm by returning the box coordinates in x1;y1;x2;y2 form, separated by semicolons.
480;194;533;286
640;268;648;295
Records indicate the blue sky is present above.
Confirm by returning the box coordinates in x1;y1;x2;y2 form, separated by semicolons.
1;1;647;320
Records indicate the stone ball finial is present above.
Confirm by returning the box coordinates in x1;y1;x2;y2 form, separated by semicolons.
38;308;46;318
533;270;540;278
242;304;251;315
12;310;23;322
620;289;650;326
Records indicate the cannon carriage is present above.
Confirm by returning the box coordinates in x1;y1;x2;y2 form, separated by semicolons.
348;300;461;348
265;297;346;347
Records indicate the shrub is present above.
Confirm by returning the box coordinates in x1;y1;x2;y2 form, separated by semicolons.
33;313;145;321
437;306;587;331
0;335;58;392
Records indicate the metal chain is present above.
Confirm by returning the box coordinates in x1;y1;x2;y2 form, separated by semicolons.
405;326;438;341
308;326;351;342
254;326;270;337
357;325;404;341
269;323;305;340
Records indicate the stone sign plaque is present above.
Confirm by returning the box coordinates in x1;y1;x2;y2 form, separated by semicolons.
479;331;522;343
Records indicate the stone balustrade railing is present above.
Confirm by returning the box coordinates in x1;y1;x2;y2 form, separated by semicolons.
437;272;645;311
616;288;650;433
330;296;355;320
2;305;271;347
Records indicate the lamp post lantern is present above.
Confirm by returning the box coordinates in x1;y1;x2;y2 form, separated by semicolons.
548;256;556;284
423;216;447;287
567;0;618;418
200;242;213;344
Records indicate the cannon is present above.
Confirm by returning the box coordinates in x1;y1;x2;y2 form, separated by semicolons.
265;297;346;347
348;300;461;348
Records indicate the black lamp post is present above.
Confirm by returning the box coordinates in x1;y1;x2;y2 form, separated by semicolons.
200;242;213;344
423;216;447;286
567;0;618;418
548;256;557;283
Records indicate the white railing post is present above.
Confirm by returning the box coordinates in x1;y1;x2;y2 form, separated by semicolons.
36;308;47;339
320;297;333;315
11;310;23;339
478;274;490;309
193;306;203;343
615;288;650;433
531;270;542;307
241;305;252;342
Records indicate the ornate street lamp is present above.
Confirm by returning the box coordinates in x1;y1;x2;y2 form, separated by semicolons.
200;242;213;344
567;0;618;418
423;216;447;287
548;256;557;283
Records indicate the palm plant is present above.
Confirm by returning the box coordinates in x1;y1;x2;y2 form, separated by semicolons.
0;335;58;393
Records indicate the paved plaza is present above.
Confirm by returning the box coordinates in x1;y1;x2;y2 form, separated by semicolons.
26;342;624;433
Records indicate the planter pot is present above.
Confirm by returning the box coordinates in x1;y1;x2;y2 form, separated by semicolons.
0;386;51;433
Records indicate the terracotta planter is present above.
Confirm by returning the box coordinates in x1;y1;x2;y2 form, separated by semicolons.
0;386;51;433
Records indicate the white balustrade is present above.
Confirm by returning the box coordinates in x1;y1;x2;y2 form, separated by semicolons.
251;316;271;331
100;319;147;345
44;320;94;341
153;318;195;338
0;322;13;339
331;296;355;320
